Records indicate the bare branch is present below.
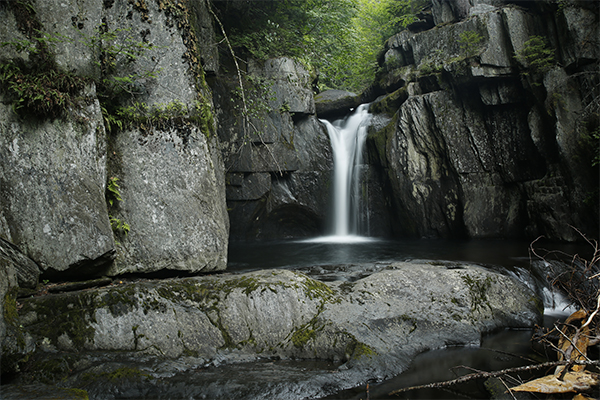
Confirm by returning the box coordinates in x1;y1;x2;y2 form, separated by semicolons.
388;360;600;396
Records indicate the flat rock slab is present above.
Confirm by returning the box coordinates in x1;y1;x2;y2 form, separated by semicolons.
11;261;541;399
315;90;360;120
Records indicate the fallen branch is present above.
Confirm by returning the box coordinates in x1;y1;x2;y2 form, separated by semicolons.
388;360;600;396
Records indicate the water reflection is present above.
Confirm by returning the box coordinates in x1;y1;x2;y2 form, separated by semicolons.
228;238;588;273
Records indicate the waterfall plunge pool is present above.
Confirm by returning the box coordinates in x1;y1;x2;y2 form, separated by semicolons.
225;237;585;399
220;102;592;398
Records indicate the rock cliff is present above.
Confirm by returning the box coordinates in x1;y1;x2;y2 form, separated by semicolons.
212;57;333;240
365;0;599;240
0;0;228;278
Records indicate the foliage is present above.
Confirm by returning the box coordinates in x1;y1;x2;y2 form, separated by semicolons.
458;30;483;58
0;27;88;119
515;35;556;74
213;0;427;92
110;216;131;238
101;99;213;135
0;14;159;122
105;177;130;239
106;177;123;207
78;23;160;102
0;60;87;119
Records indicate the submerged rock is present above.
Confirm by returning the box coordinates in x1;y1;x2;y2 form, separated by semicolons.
8;261;541;399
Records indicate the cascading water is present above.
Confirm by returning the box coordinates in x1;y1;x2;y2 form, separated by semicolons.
319;104;372;241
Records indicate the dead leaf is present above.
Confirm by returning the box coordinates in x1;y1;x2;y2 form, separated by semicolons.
510;371;599;394
572;394;595;400
557;310;590;374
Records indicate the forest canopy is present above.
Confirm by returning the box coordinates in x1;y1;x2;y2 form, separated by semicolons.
211;0;429;92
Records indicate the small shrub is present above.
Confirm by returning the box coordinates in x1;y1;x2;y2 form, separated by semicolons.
458;30;483;58
515;35;555;74
0;59;87;119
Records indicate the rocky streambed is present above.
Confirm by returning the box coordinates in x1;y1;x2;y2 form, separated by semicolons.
2;260;542;399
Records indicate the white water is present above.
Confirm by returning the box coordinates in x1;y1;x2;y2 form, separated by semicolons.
319;104;373;241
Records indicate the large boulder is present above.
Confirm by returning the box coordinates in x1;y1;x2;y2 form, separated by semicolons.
12;261;541;398
315;90;361;120
101;0;228;275
106;125;229;275
0;89;115;277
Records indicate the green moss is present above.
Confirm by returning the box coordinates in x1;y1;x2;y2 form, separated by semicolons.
461;274;493;314
345;335;377;360
66;388;89;400
19;292;98;350
82;366;152;383
299;276;335;301
370;87;408;116
3;287;19;326
529;295;544;315
291;326;316;348
367;112;397;168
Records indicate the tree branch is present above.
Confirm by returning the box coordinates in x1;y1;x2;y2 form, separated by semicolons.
388;360;600;396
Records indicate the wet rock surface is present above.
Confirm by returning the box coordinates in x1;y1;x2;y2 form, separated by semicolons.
5;261;541;399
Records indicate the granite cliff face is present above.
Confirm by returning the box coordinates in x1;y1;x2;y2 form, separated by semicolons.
365;0;599;240
212;57;334;240
0;0;228;279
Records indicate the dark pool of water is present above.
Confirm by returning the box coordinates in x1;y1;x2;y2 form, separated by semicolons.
228;237;589;273
324;328;545;399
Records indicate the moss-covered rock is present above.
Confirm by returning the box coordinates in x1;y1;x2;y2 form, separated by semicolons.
7;261;542;398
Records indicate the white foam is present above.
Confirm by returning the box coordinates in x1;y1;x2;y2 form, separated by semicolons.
300;235;377;244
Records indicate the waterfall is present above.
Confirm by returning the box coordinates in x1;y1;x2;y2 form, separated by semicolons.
320;104;372;240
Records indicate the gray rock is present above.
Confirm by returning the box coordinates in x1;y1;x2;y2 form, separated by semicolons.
368;1;599;241
0;0;229;277
226;173;271;201
226;115;333;240
315;90;360;119
249;58;315;115
432;0;504;25
14;262;541;397
0;88;115;277
1;257;35;373
0;238;39;289
106;126;229;275
0;384;89;400
217;57;332;239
